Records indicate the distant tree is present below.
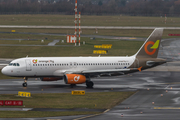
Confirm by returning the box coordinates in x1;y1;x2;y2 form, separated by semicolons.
120;0;126;6
98;0;103;6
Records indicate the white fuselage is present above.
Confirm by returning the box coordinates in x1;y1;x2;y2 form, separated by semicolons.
2;56;135;77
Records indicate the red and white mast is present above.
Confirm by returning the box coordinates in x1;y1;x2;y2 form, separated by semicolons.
79;12;81;46
74;0;78;46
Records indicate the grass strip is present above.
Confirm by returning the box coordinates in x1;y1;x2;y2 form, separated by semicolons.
0;111;100;118
0;40;143;58
0;91;135;118
0;28;180;38
0;92;135;109
0;15;180;27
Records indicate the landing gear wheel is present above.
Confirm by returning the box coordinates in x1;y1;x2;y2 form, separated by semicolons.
86;81;94;88
23;77;28;87
22;82;27;87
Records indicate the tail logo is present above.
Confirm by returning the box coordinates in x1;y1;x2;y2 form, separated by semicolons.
144;40;160;55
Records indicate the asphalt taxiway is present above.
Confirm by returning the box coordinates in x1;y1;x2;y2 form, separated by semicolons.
0;25;180;30
1;71;180;120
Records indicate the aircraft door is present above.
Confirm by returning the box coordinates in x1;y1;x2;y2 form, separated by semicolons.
25;59;32;71
69;62;77;68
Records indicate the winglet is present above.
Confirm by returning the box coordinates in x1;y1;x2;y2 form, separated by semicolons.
138;66;142;72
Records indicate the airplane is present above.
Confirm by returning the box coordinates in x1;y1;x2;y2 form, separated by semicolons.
1;28;166;88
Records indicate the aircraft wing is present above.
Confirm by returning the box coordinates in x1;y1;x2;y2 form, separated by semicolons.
81;68;134;73
53;67;141;76
64;68;140;74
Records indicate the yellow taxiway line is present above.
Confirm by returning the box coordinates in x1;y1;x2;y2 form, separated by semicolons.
154;107;180;109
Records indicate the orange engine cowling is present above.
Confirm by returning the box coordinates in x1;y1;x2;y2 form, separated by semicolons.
64;74;86;84
41;77;63;81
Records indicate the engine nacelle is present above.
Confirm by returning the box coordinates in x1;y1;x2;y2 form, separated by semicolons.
41;77;63;81
64;74;86;84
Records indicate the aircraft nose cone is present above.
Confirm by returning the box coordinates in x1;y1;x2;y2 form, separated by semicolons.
1;67;9;75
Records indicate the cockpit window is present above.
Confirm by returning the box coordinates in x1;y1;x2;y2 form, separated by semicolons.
9;63;13;66
9;63;20;66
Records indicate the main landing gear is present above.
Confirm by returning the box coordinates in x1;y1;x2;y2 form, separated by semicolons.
86;75;94;88
86;81;94;88
22;77;28;87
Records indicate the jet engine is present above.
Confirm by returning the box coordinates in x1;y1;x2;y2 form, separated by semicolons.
64;74;86;84
41;77;63;81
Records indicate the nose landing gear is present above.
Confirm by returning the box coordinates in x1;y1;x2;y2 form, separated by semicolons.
22;77;28;87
